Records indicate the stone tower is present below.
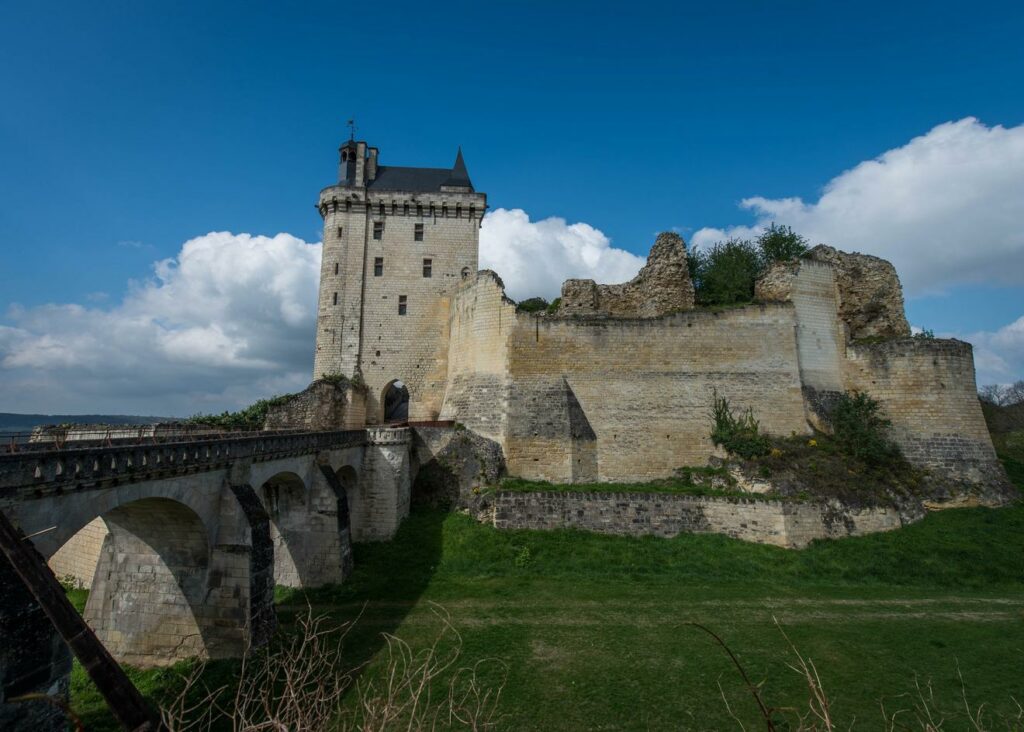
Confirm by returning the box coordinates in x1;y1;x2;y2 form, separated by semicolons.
314;137;486;423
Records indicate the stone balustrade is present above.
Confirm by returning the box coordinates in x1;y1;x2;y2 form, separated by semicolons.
0;429;367;493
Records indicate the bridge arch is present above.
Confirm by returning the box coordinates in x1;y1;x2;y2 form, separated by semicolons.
258;471;310;588
335;464;362;539
84;497;215;666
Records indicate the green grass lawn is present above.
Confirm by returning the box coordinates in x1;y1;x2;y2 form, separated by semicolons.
69;463;1024;730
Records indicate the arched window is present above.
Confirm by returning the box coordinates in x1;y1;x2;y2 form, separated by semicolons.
461;267;470;279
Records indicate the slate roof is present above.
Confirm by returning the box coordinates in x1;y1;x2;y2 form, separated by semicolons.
366;148;474;192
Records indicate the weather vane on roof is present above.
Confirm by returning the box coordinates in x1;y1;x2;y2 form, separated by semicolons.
347;118;356;141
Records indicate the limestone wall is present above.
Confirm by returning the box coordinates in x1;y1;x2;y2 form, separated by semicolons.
263;379;366;430
843;338;1004;484
441;275;810;482
47;516;107;587
487;491;904;548
438;272;516;444
314;179;485;425
505;306;809;482
789;261;845;392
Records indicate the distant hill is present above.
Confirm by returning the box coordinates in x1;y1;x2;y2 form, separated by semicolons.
0;413;172;433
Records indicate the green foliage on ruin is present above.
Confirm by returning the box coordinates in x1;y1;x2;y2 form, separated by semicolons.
688;223;810;306
710;392;771;458
546;297;561;314
515;296;550;314
689;238;764;305
184;393;295;431
831;391;901;466
756;222;809;263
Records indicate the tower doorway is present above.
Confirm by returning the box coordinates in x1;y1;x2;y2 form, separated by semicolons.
383;380;410;423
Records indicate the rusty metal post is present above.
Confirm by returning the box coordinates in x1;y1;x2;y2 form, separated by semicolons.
0;510;160;731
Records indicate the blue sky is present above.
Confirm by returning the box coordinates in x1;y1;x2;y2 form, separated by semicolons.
1;1;1022;414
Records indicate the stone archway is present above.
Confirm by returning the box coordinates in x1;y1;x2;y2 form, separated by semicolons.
336;465;361;540
83;498;216;666
259;472;309;589
382;379;410;423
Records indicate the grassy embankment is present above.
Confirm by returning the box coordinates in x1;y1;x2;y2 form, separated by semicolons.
69;448;1024;730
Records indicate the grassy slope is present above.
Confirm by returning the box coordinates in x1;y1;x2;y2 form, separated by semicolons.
71;462;1024;730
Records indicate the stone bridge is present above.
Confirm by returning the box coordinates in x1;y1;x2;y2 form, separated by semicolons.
0;426;415;728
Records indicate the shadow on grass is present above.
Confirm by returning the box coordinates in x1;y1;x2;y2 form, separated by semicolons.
273;507;447;701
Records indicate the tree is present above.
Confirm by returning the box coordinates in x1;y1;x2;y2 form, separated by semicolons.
756;222;809;264
691;238;763;305
980;381;1024;406
516;297;549;314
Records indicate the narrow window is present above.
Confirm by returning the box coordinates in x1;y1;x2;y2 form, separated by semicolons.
374;257;383;276
332;292;338;305
373;221;383;240
423;258;432;278
416;203;423;217
442;203;448;218
378;202;385;217
337;226;343;238
404;202;409;215
461;266;470;279
456;204;462;218
398;295;407;315
392;201;397;215
414;223;424;242
334;262;339;275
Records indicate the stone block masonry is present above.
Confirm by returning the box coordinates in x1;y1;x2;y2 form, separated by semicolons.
486;490;905;549
558;232;695;317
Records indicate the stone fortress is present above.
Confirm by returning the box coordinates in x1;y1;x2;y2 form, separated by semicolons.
5;133;1016;732
309;136;1007;494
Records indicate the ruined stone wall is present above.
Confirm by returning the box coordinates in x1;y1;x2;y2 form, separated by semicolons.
438;272;516;444
441;276;810;482
843;338;1006;486
263;379;366;430
487;491;904;548
557;232;695;317
806;245;911;339
756;247;911;341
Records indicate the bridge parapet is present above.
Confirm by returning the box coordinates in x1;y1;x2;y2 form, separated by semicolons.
0;430;367;494
366;426;411;445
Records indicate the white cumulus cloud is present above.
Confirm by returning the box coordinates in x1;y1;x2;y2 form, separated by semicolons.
965;315;1024;386
0;232;321;416
692;117;1024;296
480;208;644;301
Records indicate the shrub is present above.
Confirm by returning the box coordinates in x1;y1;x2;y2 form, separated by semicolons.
912;328;935;340
546;297;562;314
756;222;808;264
710;392;770;458
691;238;764;305
831;391;900;466
185;393;294;431
516;297;549;314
